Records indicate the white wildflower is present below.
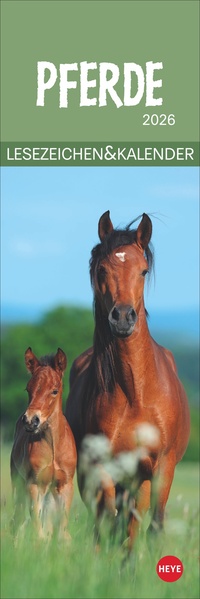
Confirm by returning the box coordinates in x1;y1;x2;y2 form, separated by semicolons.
79;434;111;474
133;422;160;448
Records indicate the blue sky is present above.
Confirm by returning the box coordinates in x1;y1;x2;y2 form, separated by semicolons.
1;167;199;314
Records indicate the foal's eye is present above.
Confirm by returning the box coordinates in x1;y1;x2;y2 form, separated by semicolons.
52;389;58;396
141;269;148;277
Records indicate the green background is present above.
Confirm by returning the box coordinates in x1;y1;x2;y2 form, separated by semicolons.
1;0;199;142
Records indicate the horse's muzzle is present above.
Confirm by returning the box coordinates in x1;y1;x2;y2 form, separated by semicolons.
22;413;40;432
108;304;137;337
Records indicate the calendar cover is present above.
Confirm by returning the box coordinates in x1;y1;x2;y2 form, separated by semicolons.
1;2;199;598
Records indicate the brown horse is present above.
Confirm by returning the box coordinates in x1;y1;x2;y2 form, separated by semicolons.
11;347;77;541
65;211;190;549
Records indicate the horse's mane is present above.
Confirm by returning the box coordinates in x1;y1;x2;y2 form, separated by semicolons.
83;218;154;422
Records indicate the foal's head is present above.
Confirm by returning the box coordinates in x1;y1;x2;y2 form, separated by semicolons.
22;347;67;433
90;211;153;338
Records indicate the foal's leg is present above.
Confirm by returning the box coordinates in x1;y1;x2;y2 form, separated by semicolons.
10;476;26;538
55;480;74;542
27;482;46;539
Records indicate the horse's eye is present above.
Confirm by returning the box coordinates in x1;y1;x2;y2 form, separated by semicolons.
52;389;58;396
141;269;148;277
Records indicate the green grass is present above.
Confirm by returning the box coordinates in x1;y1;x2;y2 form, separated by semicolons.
1;444;199;599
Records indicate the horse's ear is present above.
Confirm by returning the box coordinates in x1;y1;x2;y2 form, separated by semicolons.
136;213;152;250
25;347;40;374
98;210;114;241
54;348;67;376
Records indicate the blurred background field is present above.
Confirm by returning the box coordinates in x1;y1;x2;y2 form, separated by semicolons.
1;441;199;599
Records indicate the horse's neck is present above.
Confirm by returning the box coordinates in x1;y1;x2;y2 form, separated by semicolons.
113;311;155;401
93;305;156;403
47;398;65;446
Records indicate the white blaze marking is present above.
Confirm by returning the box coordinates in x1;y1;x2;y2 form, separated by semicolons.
115;252;126;262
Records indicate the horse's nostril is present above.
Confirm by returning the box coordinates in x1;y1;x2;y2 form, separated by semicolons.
31;415;40;429
23;413;40;432
112;307;120;321
127;308;136;323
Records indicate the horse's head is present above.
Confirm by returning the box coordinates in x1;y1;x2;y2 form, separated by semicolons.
22;347;67;433
90;211;153;338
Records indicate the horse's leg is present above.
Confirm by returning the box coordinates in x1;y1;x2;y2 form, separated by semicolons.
100;473;116;516
55;480;74;542
93;474;116;550
27;482;46;539
147;454;176;537
10;474;26;538
127;480;151;551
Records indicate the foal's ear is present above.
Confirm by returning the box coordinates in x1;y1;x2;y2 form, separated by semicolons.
54;348;67;376
136;213;152;249
25;347;40;374
98;210;114;241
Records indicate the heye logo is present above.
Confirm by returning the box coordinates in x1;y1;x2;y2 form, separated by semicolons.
156;555;183;582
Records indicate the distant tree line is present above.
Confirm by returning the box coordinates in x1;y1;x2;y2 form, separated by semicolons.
1;305;199;461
